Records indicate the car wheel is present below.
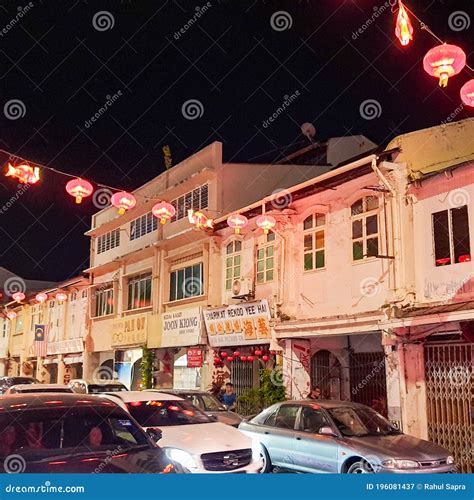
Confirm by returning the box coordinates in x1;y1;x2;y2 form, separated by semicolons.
259;445;272;473
347;460;373;474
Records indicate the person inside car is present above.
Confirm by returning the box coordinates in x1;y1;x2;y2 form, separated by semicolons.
0;425;17;456
24;422;44;449
88;427;103;447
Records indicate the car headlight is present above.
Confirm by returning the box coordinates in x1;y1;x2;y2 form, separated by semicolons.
166;449;198;470
382;459;420;469
446;456;455;465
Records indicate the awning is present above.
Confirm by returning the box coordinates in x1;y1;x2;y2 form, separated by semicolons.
42;357;59;365
64;355;83;365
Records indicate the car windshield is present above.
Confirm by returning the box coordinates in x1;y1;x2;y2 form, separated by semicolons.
201;394;226;411
88;384;127;393
0;405;150;459
17;388;73;394
327;406;400;437
126;400;212;427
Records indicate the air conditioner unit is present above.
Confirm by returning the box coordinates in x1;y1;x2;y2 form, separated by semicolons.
231;278;254;299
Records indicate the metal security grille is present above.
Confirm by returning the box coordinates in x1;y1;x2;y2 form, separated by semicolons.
310;350;341;399
350;352;387;416
425;343;473;473
231;359;255;395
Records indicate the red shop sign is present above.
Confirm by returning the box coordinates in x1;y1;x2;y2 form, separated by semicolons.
187;348;203;368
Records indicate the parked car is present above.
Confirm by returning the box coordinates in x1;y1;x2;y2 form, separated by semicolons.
103;391;262;473
148;389;243;427
239;400;456;474
4;384;73;395
0;376;39;394
0;393;184;473
69;379;128;394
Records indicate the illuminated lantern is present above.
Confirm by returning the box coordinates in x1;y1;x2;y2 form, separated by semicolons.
55;292;67;303
256;215;276;234
188;209;213;230
6;311;17;320
227;214;248;235
459;254;471;263
233;351;241;357
262;355;270;362
5;163;40;184
35;292;48;303
460;80;474;107
220;351;228;358
152;202;175;225
226;356;234;362
12;292;25;303
395;1;413;47
423;44;466;87
247;355;255;362
254;349;263;356
213;357;221;364
240;356;247;362
66;178;93;204
111;191;136;215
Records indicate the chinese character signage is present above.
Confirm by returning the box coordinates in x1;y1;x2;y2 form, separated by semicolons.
160;307;203;348
203;300;272;347
187;347;204;367
112;315;147;347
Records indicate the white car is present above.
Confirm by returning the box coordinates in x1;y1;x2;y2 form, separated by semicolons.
102;391;262;474
4;383;74;395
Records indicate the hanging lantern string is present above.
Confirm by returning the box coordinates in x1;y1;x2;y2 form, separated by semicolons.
401;2;474;74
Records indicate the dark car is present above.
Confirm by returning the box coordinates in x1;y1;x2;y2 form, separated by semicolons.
151;389;243;427
0;393;184;474
0;377;39;394
240;400;456;474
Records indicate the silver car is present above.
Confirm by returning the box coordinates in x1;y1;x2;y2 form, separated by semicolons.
239;400;456;473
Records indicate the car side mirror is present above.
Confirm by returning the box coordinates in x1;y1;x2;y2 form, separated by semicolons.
319;426;336;437
146;427;162;442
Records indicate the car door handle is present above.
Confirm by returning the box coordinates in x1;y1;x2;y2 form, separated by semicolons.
296;437;302;440
264;431;270;435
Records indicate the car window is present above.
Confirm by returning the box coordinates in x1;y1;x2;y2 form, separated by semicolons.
274;405;300;429
262;407;279;426
200;394;226;411
298;407;331;434
126;400;212;427
88;384;127;393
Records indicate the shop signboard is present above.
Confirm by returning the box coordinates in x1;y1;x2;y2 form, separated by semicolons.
187;347;204;368
160;307;203;348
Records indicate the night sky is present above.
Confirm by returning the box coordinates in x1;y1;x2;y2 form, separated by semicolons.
0;0;472;282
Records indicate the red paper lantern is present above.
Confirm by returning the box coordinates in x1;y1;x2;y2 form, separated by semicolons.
395;1;413;47
111;191;136;215
227;214;248;235
254;349;263;356
220;351;228;358
55;292;67;303
240;356;247;362
460;79;474;107
247;355;255;362
12;292;25;303
35;292;48;303
213;357;221;364
233;351;241;357
423;44;466;87
152;201;175;225
66;178;93;204
262;355;270;362
256;214;276;234
226;356;234;362
6;311;17;320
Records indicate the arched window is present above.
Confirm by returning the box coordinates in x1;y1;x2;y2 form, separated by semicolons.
225;241;242;290
303;213;326;270
351;196;379;261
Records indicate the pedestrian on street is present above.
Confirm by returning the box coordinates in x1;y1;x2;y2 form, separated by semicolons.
307;386;322;400
222;382;237;410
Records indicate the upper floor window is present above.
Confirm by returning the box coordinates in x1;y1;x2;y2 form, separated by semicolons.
170;263;203;301
257;232;275;284
81;290;88;299
351;196;379;261
303;213;326;270
97;229;120;254
433;205;471;266
71;292;78;301
130;212;158;241
171;184;209;222
94;286;114;317
127;272;152;310
225;241;242;290
2;321;8;338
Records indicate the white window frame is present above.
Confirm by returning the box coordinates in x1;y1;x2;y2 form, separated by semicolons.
130;212;158;241
171;184;209;222
303;213;326;271
351;196;380;261
97;229;120;254
94;286;114;318
225;240;242;290
169;263;204;301
126;272;152;311
256;232;275;284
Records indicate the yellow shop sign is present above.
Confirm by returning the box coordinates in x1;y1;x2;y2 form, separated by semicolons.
111;315;148;347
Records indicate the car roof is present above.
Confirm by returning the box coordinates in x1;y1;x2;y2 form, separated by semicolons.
9;384;71;390
105;391;184;402
158;389;210;395
0;393;119;411
69;379;126;385
278;399;370;410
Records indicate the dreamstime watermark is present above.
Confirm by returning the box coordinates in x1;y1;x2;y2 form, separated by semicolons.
84;91;122;128
0;183;30;215
3;276;26;297
91;365;116;385
92;188;112;209
262;90;300;128
441;103;464;127
3;454;26;474
0;2;34;38
351;359;385;396
5;481;85;493
4;99;26;120
360;277;381;297
270;11;293;31
359;99;382;120
270;366;290;387
424;272;474;303
93;446;123;473
270;188;293;209
182;277;202;297
92;11;115;31
448;11;470;32
182;99;204;120
173;2;212;40
448;188;470;208
351;1;395;40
